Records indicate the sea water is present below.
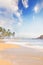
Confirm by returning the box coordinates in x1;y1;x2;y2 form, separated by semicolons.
4;38;43;49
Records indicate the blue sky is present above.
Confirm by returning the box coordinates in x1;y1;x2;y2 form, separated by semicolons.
0;0;43;38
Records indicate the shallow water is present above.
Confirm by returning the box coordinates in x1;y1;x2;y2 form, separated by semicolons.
3;38;43;49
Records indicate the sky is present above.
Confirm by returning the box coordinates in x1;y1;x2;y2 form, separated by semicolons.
0;0;43;38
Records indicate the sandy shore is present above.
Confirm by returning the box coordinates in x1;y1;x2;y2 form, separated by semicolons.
0;41;43;65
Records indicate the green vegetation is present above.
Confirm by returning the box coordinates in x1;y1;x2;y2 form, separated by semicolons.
0;27;15;39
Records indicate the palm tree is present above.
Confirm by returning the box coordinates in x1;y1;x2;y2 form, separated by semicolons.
0;27;2;38
0;27;2;32
0;27;15;39
1;28;6;38
12;32;15;38
7;29;11;38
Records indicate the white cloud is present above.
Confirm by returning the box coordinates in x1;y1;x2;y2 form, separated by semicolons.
22;0;29;8
0;20;6;27
33;4;40;13
33;2;43;13
0;0;23;26
0;0;29;31
0;0;29;26
0;18;17;32
18;22;22;27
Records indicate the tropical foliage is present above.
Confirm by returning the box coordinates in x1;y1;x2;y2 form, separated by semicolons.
0;27;15;39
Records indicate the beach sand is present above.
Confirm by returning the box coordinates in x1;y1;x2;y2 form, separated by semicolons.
0;40;43;65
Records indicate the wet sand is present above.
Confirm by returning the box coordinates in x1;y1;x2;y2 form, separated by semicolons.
0;41;43;65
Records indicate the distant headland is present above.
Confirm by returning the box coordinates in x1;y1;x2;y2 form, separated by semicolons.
37;35;43;39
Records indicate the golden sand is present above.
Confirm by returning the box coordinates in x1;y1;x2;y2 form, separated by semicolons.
0;41;43;65
0;59;12;65
0;43;20;50
0;42;20;65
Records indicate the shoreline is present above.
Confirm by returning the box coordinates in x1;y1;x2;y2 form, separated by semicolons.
0;41;43;65
0;43;20;51
4;41;43;51
0;40;43;51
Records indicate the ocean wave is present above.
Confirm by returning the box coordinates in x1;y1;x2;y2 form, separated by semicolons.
5;41;43;50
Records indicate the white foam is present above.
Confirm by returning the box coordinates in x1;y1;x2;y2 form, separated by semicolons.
3;39;43;50
5;41;43;50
